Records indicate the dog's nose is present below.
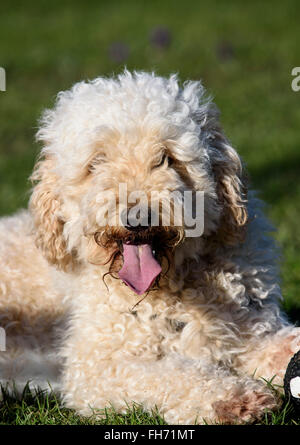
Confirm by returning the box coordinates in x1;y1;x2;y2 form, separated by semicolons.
121;208;152;232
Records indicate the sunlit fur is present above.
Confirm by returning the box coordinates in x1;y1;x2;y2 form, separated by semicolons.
0;71;299;424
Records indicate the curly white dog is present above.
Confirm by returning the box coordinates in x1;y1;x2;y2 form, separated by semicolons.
0;71;299;424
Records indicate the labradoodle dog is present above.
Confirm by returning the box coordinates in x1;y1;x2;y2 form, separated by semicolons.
0;71;299;424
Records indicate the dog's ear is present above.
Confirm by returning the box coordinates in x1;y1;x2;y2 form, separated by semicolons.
209;126;248;245
180;80;248;245
29;156;73;269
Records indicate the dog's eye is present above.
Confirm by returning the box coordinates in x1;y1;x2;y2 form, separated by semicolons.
153;153;173;169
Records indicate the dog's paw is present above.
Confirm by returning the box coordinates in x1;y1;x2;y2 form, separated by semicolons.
269;328;300;378
212;389;278;424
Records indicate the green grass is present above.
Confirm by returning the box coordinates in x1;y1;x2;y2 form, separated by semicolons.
0;384;166;425
0;382;299;426
0;0;300;425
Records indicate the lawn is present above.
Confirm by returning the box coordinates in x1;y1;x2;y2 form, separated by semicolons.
0;0;300;425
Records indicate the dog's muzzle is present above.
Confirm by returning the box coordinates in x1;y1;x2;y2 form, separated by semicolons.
117;208;162;294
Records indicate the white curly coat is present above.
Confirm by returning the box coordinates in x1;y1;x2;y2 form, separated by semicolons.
0;71;299;424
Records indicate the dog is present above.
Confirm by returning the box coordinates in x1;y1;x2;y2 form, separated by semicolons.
0;70;299;424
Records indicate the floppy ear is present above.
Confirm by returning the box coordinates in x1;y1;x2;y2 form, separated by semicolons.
29;156;73;269
180;80;248;246
209;127;248;245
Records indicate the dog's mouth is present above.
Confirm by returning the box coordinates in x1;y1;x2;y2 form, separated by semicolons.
93;227;184;295
118;242;162;295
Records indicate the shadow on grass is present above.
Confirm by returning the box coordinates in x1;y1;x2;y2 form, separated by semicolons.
284;306;300;327
248;152;300;326
248;152;300;205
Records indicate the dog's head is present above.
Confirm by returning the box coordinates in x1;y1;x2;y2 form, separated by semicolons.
29;71;247;295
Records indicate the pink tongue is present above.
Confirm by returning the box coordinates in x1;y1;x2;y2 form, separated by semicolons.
118;244;162;295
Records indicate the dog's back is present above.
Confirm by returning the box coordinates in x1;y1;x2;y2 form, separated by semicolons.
0;210;65;393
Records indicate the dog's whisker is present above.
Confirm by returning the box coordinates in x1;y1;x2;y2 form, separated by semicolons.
130;290;151;312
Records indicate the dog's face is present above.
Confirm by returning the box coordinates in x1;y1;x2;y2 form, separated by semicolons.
29;72;247;294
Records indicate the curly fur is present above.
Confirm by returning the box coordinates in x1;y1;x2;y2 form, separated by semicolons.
0;70;299;424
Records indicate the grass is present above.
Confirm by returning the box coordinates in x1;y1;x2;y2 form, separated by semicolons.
0;382;299;426
0;384;166;426
0;0;300;425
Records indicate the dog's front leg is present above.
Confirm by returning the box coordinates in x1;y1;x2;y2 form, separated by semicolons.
60;349;278;424
235;326;300;386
